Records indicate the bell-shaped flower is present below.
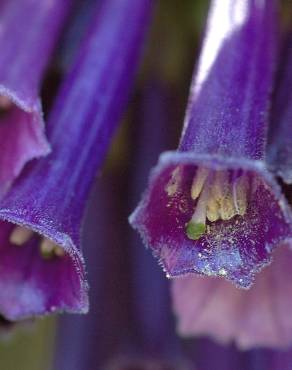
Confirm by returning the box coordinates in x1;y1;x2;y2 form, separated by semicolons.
130;0;292;288
0;0;152;320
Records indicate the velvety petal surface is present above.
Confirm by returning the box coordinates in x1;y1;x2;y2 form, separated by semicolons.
172;243;292;350
179;0;277;160
0;0;153;320
0;0;73;195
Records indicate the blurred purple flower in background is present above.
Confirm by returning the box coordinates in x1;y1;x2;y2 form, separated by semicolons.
172;244;292;350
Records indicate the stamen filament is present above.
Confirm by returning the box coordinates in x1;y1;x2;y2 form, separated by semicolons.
191;167;209;200
206;197;220;222
211;171;237;220
165;166;183;196
219;191;237;220
233;175;248;215
186;168;249;240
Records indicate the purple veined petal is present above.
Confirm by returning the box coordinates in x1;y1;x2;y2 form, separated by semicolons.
0;0;73;196
268;34;292;184
130;0;292;288
0;0;153;320
171;241;292;350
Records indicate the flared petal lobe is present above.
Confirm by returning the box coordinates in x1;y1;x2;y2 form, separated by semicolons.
131;155;291;287
0;0;153;320
130;0;292;287
172;243;292;350
0;222;83;319
0;0;73;195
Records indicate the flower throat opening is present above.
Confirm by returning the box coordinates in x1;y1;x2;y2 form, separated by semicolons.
186;167;248;240
9;226;64;259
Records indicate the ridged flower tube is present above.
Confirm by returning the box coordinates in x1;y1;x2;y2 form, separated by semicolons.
0;0;152;320
130;0;292;288
0;0;73;196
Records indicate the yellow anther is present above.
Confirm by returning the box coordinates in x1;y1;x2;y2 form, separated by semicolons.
54;245;65;257
10;226;33;246
211;171;228;200
186;169;249;241
206;196;220;222
219;192;237;220
40;238;64;259
210;171;242;220
165;166;182;196
191;167;209;200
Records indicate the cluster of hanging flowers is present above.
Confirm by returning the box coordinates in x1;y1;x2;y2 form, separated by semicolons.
0;0;291;358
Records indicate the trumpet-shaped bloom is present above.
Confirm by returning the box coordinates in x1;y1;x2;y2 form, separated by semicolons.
0;0;73;196
0;0;152;320
130;0;292;288
171;35;292;350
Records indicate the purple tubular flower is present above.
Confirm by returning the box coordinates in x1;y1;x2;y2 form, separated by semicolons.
0;0;73;196
170;30;292;351
268;34;292;184
0;0;152;320
130;0;292;288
